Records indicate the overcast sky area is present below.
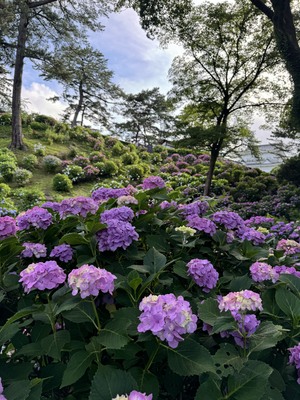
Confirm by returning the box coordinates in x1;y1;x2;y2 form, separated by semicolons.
21;2;272;144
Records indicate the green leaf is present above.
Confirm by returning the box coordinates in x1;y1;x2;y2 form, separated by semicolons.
173;260;189;279
198;298;228;326
195;376;223;400
0;290;5;303
62;301;95;325
211;316;236;334
279;274;300;297
61;350;93;388
213;344;244;378
167;337;214;376
41;330;70;361
88;365;136;400
229;274;252;291
59;233;88;245
0;322;20;344
128;264;151;274
4;380;31;400
130;368;159;400
275;287;300;320
143;247;166;274
226;360;273;400
248;321;284;354
97;328;130;350
146;234;170;252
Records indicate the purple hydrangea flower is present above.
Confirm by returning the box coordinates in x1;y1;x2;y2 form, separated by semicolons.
244;216;274;227
19;261;66;293
237;227;266;245
186;215;217;236
274;265;300;279
21;242;47;258
41;201;61;212
91;187;130;202
0;378;6;400
160;200;178;210
230;312;260;348
187;259;219;292
128;391;153;400
50;244;73;262
218;290;263;312
17;207;52;230
0;216;17;240
58;196;98;218
250;262;279;283
276;239;300;255
179;201;209;217
137;293;197;348
97;219;139;252
142;176;165;190
211;211;245;230
68;264;116;298
100;206;134;224
289;343;300;384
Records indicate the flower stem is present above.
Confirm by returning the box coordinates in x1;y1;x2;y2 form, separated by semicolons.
91;297;101;332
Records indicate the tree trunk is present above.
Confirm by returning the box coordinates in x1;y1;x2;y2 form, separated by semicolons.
10;5;29;150
71;80;83;127
203;141;222;196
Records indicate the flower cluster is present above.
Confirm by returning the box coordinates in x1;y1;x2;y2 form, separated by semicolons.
276;239;300;255
237;227;266;245
218;290;263;312
289;343;300;384
0;216;17;240
274;265;300;279
19;261;66;293
137;293;197;348
117;195;138;206
91;187;129;202
250;262;279;283
112;391;152;400
160;200;178;210
50;244;73;262
68;264;116;298
58;196;98;218
179;201;209;217
187;259;219;292
244;216;274;227
230;312;260;348
175;226;196;236
21;242;47;258
142;176;165;190
100;206;134;224
97;219;139;252
211;211;245;230
186;215;217;236
16;207;52;230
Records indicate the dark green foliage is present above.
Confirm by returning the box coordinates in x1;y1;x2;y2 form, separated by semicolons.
277;155;300;186
21;154;38;171
13;188;46;211
126;164;144;181
121;152;140;165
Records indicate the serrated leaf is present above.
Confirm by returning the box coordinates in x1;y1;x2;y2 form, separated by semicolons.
143;247;166;274
3;380;31;400
59;233;88;245
249;321;284;354
229;274;252;291
88;365;136;400
167;337;214;376
41;330;70;361
97;328;130;349
275;287;300;320
61;350;93;388
213;344;244;378
195;376;223;400
279;274;300;297
226;360;273;400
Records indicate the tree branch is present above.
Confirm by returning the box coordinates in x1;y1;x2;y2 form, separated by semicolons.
249;0;274;21
28;0;57;8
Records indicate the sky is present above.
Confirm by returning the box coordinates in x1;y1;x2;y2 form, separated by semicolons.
21;4;272;143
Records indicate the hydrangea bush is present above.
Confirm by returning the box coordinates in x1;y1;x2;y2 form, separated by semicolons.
0;177;300;399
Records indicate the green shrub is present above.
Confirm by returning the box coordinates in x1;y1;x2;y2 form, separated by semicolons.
22;154;38;171
33;143;46;156
0;148;17;163
34;114;57;126
0;161;17;182
0;113;12;125
104;136;118;147
69;126;89;140
111;141;125;156
53;173;73;192
121;152;140;165
30;121;48;131
62;165;84;182
96;160;118;177
14;168;33;186
277;155;300;186
89;151;105;163
0;183;11;198
126;164;144;181
13;188;46;211
42;155;62;173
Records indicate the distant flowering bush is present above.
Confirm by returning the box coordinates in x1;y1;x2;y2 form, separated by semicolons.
137;294;197;348
187;259;219;292
19;261;66;293
68;264;116;298
16;206;52;230
141;175;165;190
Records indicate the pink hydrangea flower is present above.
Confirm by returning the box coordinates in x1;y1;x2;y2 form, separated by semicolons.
218;290;263;312
21;242;47;258
19;261;66;293
68;264;117;298
250;262;279;283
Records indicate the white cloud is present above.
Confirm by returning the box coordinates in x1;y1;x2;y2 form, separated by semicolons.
22;82;66;119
